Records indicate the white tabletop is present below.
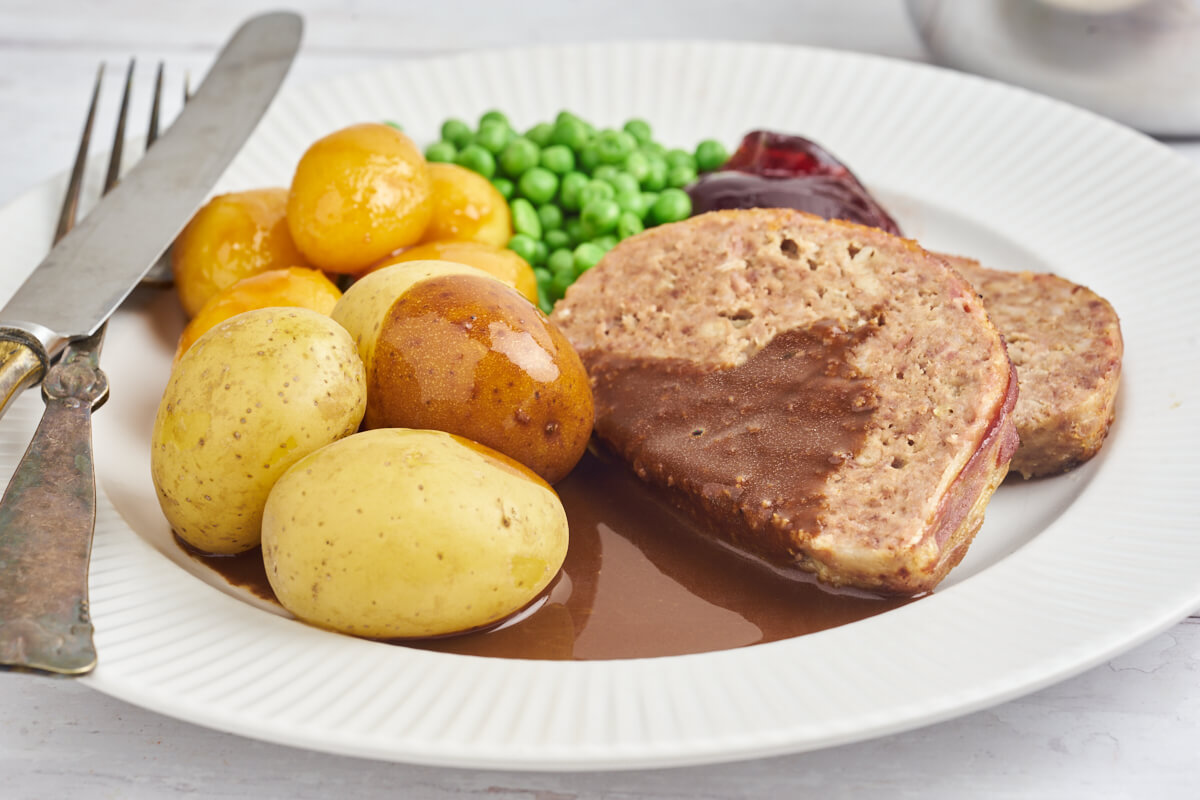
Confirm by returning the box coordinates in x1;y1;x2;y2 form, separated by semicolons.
1;1;1198;797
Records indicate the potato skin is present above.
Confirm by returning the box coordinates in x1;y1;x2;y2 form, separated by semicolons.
287;123;433;274
175;267;342;361
172;188;307;317
261;428;568;639
371;240;538;304
365;273;593;484
420;163;512;247
151;308;367;554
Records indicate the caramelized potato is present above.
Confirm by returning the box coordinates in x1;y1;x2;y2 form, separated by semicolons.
175;267;342;361
287;123;433;274
332;262;593;483
420;163;511;247
372;240;537;303
172;188;307;317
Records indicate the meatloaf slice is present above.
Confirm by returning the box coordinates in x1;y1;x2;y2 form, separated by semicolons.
940;255;1123;479
551;209;1018;594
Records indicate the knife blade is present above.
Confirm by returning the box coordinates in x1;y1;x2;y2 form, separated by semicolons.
0;10;303;419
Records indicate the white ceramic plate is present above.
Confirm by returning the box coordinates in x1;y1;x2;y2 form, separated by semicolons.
2;42;1198;771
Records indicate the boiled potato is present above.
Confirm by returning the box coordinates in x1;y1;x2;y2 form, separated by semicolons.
371;240;537;304
175;267;342;361
287;123;433;274
332;261;594;484
151;308;367;554
420;163;511;247
172;188;307;317
261;428;568;639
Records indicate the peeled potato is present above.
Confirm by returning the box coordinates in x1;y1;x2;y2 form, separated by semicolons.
371;240;537;303
172;188;307;317
420;162;511;247
262;428;569;639
287;123;433;274
151;308;367;554
175;267;342;361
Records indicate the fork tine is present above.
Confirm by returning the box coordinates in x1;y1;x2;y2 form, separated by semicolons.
103;59;136;194
54;64;104;244
146;62;164;147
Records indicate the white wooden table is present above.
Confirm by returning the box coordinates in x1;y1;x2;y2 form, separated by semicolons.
1;2;1198;797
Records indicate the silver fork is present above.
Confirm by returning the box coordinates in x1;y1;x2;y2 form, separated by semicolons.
0;61;167;675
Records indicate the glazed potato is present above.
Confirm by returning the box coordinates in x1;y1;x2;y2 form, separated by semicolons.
420;163;511;247
262;428;569;639
332;261;594;484
371;240;537;303
287;123;433;274
151;308;367;554
175;267;342;360
172;188;307;317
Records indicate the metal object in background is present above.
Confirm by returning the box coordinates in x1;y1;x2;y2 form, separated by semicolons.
906;0;1200;135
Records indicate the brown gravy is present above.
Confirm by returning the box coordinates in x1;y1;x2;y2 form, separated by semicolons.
179;448;911;660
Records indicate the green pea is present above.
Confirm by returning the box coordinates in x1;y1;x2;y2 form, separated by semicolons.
651;188;692;225
384;120;403;131
573;242;606;275
475;120;512;154
525;122;554;148
544;229;571;251
614;187;644;216
533;266;553;285
641;141;667;157
694;139;728;173
532;240;548;267
578;142;601;174
640;191;659;220
559;171;589;211
595;129;636;165
555;110;582;126
537;290;554;315
623;118;652;144
491;176;514;199
540;144;575;175
518;167;559;206
441;118;473;149
455;144;496;178
607;171;639;195
617;210;644;240
547;248;575;276
510;198;543;240
563;217;585;247
507;233;539;264
424;140;457;163
479;110;509;128
667;164;698;188
499;137;540;177
538;204;564;231
551;117;590;151
623;151;651;184
594;235;618;252
579;179;616;207
580;199;620;239
591;165;619;184
551;268;575;298
665;148;695;170
641;157;667;191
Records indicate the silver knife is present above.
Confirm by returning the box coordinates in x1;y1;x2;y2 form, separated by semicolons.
0;11;303;410
0;11;302;675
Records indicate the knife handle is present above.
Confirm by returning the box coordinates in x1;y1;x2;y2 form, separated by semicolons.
0;346;107;675
0;331;49;421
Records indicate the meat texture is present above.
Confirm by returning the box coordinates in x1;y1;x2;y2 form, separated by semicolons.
552;209;1018;594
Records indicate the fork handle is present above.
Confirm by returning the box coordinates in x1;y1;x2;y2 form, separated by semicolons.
0;346;107;675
